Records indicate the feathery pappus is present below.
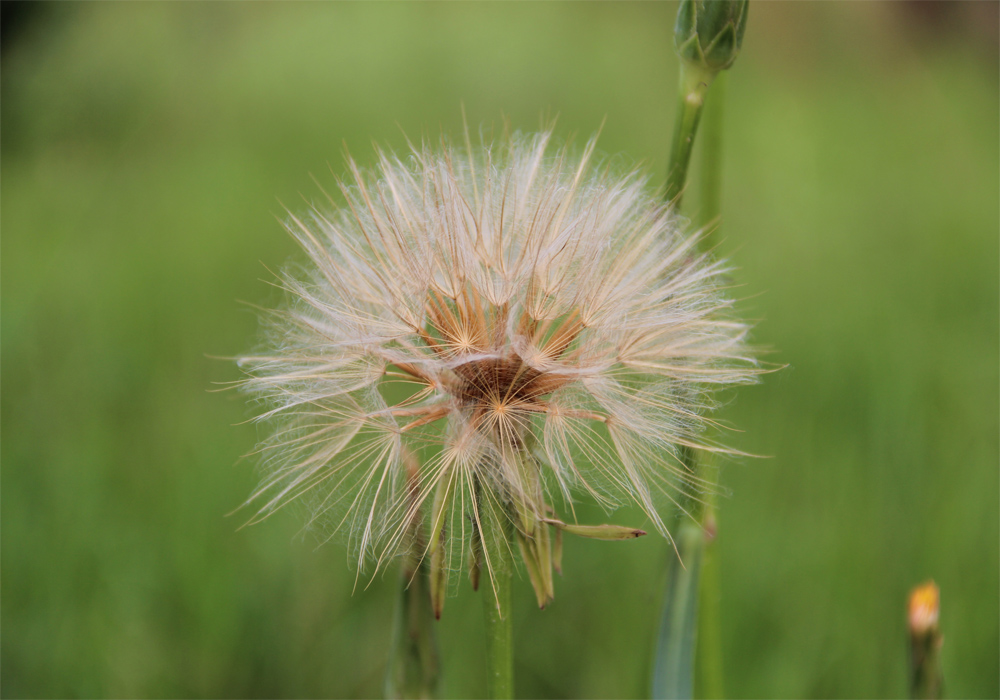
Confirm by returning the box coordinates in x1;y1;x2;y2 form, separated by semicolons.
238;129;758;612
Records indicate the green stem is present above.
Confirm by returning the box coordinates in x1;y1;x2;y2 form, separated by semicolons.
694;505;723;699
655;37;729;700
665;62;716;208
483;565;513;699
385;558;440;699
482;499;514;699
652;520;705;700
698;71;726;233
692;71;727;700
911;629;944;699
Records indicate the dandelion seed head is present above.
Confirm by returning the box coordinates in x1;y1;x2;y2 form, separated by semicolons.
239;128;758;602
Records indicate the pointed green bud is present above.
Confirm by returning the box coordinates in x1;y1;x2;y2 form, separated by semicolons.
427;476;454;619
674;0;748;74
515;530;553;609
469;521;482;592
429;532;448;620
534;521;555;602
427;476;453;555
543;518;647;541
552;526;563;576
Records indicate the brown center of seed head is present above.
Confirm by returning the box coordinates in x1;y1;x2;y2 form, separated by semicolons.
452;357;543;407
451;356;574;409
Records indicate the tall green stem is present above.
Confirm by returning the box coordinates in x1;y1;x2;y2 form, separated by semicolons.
387;453;440;700
698;71;726;232
483;564;513;699
655;60;728;700
385;557;440;699
658;2;747;696
694;506;723;699
692;70;726;700
652;520;705;700
482;499;514;699
665;62;715;208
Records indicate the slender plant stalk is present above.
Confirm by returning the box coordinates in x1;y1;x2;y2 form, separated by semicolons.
665;62;715;207
694;504;723;699
652;520;705;700
698;71;725;232
482;497;514;700
483;564;513;699
654;59;715;700
385;558;441;699
911;631;944;700
386;453;440;700
657;3;747;696
693;71;726;700
656;47;729;700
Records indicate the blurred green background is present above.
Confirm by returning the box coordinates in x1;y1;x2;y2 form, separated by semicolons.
3;2;997;698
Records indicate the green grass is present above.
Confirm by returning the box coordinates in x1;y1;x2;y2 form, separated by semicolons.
2;3;997;697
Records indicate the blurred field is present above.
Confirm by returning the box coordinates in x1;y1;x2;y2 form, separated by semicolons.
2;3;997;698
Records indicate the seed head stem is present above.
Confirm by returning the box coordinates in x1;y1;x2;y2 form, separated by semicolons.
386;453;440;700
482;495;515;700
385;559;441;700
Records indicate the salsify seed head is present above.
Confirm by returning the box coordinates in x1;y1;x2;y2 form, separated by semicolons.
239;129;758;609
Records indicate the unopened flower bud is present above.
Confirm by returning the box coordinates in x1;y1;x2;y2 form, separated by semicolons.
542;518;647;541
908;581;940;638
674;0;748;75
908;581;944;699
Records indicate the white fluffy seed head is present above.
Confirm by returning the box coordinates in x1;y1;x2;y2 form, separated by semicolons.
239;129;759;589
